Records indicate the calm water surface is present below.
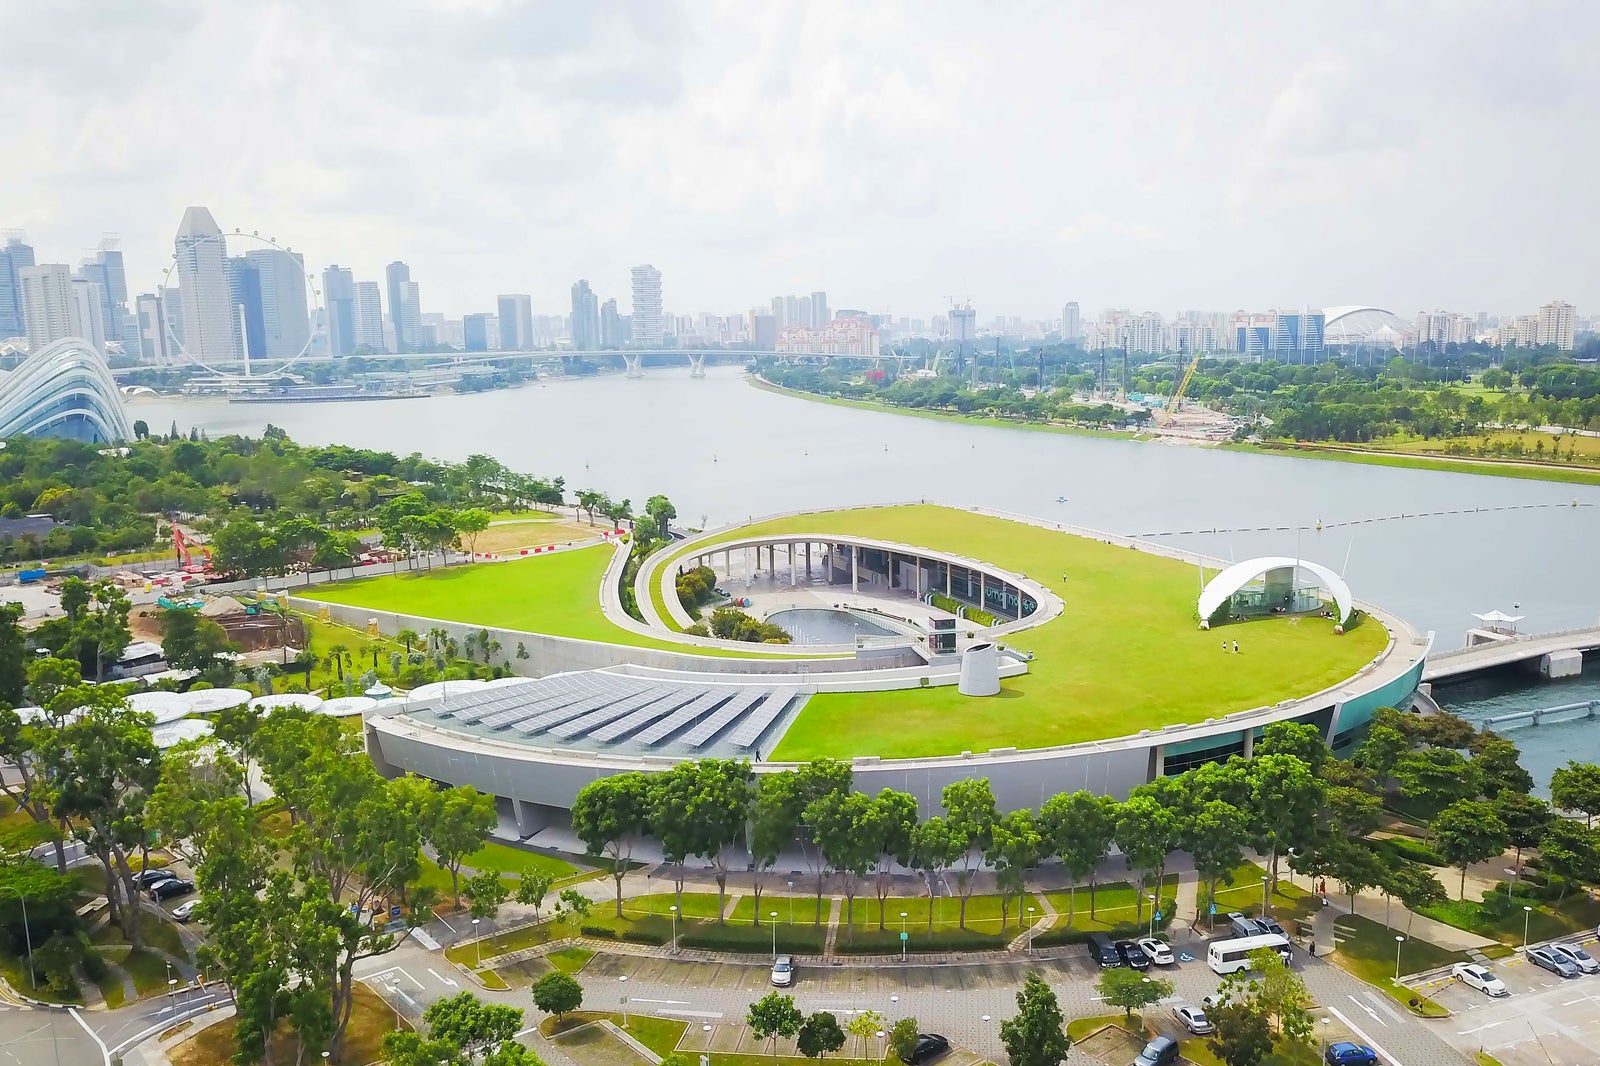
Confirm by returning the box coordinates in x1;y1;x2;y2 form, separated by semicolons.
1433;661;1600;792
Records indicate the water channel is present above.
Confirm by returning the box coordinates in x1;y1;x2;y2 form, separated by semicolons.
132;365;1600;777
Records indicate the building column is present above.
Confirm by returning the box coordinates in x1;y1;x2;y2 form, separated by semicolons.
806;542;812;579
1153;745;1167;779
946;563;952;597
788;543;796;586
1241;729;1255;759
767;544;775;580
852;545;859;593
1017;583;1024;620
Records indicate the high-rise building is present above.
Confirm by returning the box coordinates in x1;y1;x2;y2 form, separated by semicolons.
242;249;309;359
76;240;128;343
136;293;170;364
462;313;493;352
1536;300;1576;350
810;291;829;329
497;294;533;351
226;257;267;362
0;235;36;339
570;280;600;350
323;265;356;356
630;264;664;346
70;277;107;353
950;303;977;371
398;281;422;349
385;261;415;352
174;207;236;365
352;282;384;351
1061;302;1081;341
600;298;624;348
19;265;79;350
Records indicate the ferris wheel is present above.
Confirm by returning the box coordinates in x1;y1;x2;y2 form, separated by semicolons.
162;229;324;379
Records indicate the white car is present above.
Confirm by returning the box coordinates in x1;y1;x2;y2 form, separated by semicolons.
770;954;794;987
1451;962;1508;996
1549;943;1600;975
1137;937;1175;966
172;899;200;924
1172;1004;1212;1034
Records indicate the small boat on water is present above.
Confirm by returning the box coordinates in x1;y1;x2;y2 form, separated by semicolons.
1056;495;1068;503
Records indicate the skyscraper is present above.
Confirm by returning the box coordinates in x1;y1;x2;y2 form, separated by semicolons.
173;207;236;365
18;264;78;350
950;303;977;372
247;249;310;359
1061;302;1081;341
630;264;664;346
352;282;384;350
323;265;356;356
570;280;600;350
398;281;422;349
77;240;128;343
497;294;533;351
810;291;829;329
226;257;267;362
385;261;414;352
136;293;170;364
600;298;623;348
71;277;107;352
1536;300;1576;350
0;235;36;340
463;313;493;352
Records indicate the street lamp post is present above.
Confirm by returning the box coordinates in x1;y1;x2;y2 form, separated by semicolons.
1522;905;1533;953
900;911;908;961
472;917;482;968
670;905;678;954
1147;893;1157;937
787;881;794;925
0;887;35;989
1393;935;1405;981
770;911;778;958
1261;875;1270;915
1027;906;1036;955
168;976;178;1016
619;975;629;1028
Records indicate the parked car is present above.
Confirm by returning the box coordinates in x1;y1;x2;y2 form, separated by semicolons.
899;1034;949;1065
1548;943;1600;975
1085;932;1121;968
132;868;178;888
1227;912;1265;938
1528;946;1581;979
1172;1004;1212;1034
150;878;195;901
1133;1036;1179;1066
172;899;200;923
1324;1042;1379;1066
1450;962;1508;996
1255;916;1287;937
770;955;794;987
1137;937;1175;966
1116;940;1151;971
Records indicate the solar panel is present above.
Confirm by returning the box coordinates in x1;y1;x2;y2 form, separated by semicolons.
547;686;697;740
680;688;772;748
634;689;741;746
590;687;721;744
725;693;795;749
515;678;658;735
475;674;629;730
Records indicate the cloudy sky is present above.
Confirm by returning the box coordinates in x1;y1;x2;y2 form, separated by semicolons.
3;0;1595;322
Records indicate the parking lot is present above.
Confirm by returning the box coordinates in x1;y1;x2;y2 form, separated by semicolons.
1420;939;1600;1066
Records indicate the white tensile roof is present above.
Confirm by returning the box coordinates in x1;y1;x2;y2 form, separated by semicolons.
1197;556;1353;625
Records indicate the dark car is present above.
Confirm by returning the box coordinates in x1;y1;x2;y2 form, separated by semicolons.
1117;940;1151;971
1085;932;1121;967
150;878;195;901
132;868;178;888
1134;1036;1179;1066
1528;946;1581;979
1324;1041;1379;1066
899;1034;949;1065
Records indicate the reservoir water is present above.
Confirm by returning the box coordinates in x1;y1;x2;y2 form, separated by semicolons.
130;365;1600;775
1432;659;1600;792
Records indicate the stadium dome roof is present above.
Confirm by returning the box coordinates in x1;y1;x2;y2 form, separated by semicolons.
1321;306;1410;346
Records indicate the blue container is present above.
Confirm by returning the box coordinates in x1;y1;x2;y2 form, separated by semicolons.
18;569;47;584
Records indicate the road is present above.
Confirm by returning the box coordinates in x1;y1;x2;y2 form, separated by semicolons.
0;1004;107;1066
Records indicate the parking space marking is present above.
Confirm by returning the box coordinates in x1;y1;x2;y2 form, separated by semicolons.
1345;993;1386;1026
1327;1006;1405;1066
1561;993;1600;1006
632;998;688;1005
1458;1020;1506;1035
659;1009;723;1019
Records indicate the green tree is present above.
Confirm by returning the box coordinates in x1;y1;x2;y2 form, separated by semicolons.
1383;861;1446;934
0;602;29;707
1491;792;1552;869
452;508;493;556
1393;748;1479;818
865;789;919;930
1180;798;1251;930
1038;790;1115;922
1536;819;1600;899
748;773;801;927
1432;800;1508;898
998;971;1071;1066
1098;966;1173;1021
806;789;879;933
844;1011;886;1058
516;872;554;920
1550;761;1600;827
889;1018;920;1064
1206;1000;1274;1066
644;495;677;540
1249;753;1324;896
211;702;265;806
747;991;804;1059
532;971;584;1020
942;777;998;928
1217;948;1314;1044
423;784;497;906
1473;738;1533;799
797;1011;846;1060
1354;722;1410;783
1324;838;1388;914
987;808;1043;930
1255;721;1327;772
908;815;958;933
464;868;510;926
570;772;652;916
424;991;524;1059
1115;795;1178;924
649;759;754;923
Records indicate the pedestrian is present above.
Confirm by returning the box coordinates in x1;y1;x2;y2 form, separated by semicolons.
1222;640;1228;652
1233;640;1239;654
1309;941;1317;958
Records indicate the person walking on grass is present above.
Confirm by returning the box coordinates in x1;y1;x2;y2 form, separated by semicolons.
1233;640;1239;653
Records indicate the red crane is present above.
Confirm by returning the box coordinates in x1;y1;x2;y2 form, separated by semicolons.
172;526;212;573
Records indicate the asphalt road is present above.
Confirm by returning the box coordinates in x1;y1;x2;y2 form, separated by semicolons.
0;1005;107;1066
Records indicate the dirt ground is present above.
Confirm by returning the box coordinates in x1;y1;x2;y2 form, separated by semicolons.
167;984;402;1065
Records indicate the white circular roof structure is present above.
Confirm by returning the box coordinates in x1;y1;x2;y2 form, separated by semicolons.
249;693;324;714
318;696;378;718
152;718;216;750
1321;306;1410;347
125;690;195;724
479;676;536;690
404;679;490;702
1197;557;1354;625
183;688;253;714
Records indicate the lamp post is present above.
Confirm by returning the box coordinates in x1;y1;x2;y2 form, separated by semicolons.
1261;875;1270;915
1027;906;1036;955
1320;1017;1330;1059
472;917;482;967
900;911;908;961
0;887;35;989
619;975;629;1028
771;911;778;958
168;976;178;1016
670;905;678;954
787;881;795;925
1393;935;1405;981
1147;894;1157;937
1522;905;1533;953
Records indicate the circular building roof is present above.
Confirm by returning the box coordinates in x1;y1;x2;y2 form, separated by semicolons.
319;696;378;717
1321;306;1410;346
249;693;324;714
183;687;254;714
125;690;195;724
152;719;216;749
1198;557;1353;625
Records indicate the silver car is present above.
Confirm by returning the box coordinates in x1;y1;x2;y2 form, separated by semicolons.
1549;943;1600;975
1173;1004;1212;1034
1528;946;1580;979
770;954;795;987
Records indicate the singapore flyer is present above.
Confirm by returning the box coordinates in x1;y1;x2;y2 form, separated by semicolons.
164;221;323;380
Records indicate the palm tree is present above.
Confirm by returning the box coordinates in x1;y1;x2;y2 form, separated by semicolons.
395;629;420;656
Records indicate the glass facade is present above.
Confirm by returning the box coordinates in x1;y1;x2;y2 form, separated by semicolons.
0;338;132;441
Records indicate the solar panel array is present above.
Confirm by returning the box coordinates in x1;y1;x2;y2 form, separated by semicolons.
407;671;796;753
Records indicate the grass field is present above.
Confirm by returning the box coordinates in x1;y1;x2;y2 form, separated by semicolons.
647;505;1388;759
305;544;800;659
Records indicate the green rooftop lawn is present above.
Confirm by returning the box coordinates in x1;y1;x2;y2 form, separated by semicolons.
303;545;804;659
649;505;1389;760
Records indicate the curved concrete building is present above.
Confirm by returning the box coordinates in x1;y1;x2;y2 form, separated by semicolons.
0;337;132;441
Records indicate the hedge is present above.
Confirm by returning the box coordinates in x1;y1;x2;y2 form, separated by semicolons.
834;927;1007;955
580;925;669;947
676;923;826;954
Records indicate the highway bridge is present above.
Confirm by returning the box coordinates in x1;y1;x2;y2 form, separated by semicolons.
1423;624;1600;683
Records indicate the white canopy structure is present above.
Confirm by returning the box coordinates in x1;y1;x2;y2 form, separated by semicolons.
125;690;195;725
1197;556;1354;626
249;693;324;714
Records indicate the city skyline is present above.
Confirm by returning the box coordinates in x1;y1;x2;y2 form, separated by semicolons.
1;3;1595;320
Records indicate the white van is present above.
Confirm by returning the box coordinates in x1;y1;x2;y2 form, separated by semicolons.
1207;933;1292;975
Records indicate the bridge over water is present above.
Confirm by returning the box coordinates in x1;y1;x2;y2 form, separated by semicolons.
1423;625;1600;684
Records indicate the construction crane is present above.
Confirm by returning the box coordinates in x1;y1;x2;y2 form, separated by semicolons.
172;526;212;573
1158;347;1202;426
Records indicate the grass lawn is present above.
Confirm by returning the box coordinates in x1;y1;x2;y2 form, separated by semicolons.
474;519;597;554
168;983;401;1065
1333;914;1462;1015
304;545;798;659
121;947;180;998
1416;892;1600;947
462;840;581;881
1233;441;1600;488
626;892;729;919
476;968;510;990
647;506;1389;759
0;947;81;1004
92;917;190;963
94;965;127;1009
547;946;594;973
842;893;1042;933
418;855;517;899
1043;875;1179;929
1066;1014;1146;1041
444;920;553;966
